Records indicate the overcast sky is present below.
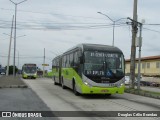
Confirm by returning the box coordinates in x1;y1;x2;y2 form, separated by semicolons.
0;0;160;70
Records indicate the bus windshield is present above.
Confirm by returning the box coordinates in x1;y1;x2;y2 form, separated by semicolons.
84;51;125;78
23;66;37;74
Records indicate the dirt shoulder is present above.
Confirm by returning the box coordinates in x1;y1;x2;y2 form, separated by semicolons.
0;75;27;88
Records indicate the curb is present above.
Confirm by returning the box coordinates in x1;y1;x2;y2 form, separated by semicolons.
125;90;160;99
0;85;28;88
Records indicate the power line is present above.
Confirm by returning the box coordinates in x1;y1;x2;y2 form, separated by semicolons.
0;55;43;58
1;18;159;33
0;19;124;26
0;22;128;30
144;24;160;25
143;27;160;33
0;19;111;25
0;7;107;20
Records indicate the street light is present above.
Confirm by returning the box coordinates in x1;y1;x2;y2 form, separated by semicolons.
9;0;27;76
97;12;126;46
3;15;14;76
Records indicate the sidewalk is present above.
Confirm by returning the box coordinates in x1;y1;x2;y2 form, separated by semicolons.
0;75;27;88
125;85;160;93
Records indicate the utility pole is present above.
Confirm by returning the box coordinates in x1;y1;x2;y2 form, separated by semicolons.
128;19;144;90
9;0;27;77
43;48;45;77
137;21;144;90
130;0;138;89
6;15;14;76
18;51;19;69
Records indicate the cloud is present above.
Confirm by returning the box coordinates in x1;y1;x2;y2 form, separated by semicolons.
1;0;160;69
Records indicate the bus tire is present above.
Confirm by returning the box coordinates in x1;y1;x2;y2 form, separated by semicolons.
53;76;58;85
73;81;80;96
59;79;61;85
54;80;58;85
61;79;66;89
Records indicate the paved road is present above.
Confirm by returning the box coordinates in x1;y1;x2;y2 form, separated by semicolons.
0;88;58;120
23;78;160;120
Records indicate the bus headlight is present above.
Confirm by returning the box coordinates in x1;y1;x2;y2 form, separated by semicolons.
120;83;124;86
84;82;88;85
117;83;124;87
84;81;92;87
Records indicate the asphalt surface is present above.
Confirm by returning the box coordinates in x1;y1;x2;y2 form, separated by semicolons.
0;75;159;120
23;78;160;120
0;75;59;120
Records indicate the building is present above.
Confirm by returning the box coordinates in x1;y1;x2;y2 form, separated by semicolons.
125;55;160;77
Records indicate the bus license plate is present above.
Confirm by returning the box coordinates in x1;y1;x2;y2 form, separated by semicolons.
101;90;108;93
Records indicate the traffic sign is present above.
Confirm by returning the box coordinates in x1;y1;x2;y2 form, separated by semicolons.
42;64;49;66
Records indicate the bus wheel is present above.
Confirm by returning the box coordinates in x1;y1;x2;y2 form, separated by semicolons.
54;77;58;85
54;80;58;85
73;82;79;96
61;80;66;89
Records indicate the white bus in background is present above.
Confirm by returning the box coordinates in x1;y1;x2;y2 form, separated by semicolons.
22;63;37;79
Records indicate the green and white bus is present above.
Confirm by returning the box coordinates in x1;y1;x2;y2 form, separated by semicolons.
22;63;37;79
52;55;62;84
52;44;125;95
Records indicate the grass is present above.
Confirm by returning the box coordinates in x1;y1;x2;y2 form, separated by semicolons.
45;72;53;78
125;87;160;99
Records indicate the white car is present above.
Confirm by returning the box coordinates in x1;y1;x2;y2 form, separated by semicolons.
1;72;6;75
0;69;6;75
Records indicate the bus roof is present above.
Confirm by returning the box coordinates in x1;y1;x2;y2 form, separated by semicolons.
52;55;61;62
63;43;123;54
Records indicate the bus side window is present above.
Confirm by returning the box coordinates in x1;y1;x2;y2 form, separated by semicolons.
74;52;78;66
64;55;67;68
68;54;70;67
70;53;74;67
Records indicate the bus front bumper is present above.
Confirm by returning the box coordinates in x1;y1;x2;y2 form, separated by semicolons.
80;84;125;94
23;74;37;79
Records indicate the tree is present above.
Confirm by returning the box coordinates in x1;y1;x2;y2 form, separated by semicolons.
5;65;18;75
